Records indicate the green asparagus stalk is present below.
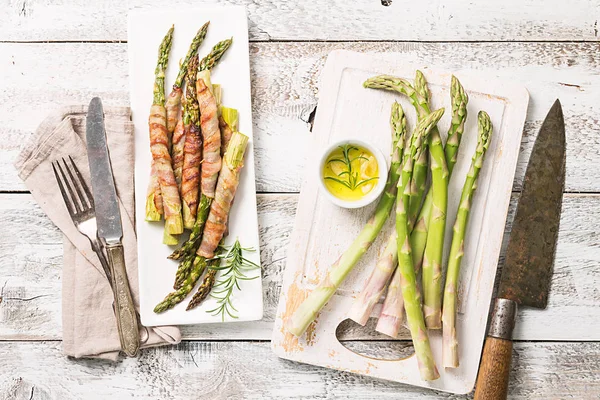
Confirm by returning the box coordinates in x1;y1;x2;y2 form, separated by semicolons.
186;266;217;310
286;103;406;337
396;109;445;381
152;26;173;106
442;111;492;368
199;38;233;72
421;116;449;329
445;76;469;175
411;76;469;272
407;71;431;228
376;107;443;339
154;255;208;314
165;22;209;137
347;102;407;326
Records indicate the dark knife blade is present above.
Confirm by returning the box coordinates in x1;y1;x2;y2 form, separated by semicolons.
474;100;566;400
86;97;123;244
498;99;566;309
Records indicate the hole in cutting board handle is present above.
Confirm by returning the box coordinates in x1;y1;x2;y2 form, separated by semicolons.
335;318;415;361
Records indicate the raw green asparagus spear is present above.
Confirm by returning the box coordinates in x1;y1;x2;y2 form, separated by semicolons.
443;111;492;368
407;71;431;228
165;21;209;136
421;114;449;329
396;109;445;381
347;102;407;327
285;102;406;337
445;76;469;175
412;76;469;272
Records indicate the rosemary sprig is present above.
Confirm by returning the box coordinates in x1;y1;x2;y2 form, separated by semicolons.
207;239;261;321
325;144;378;190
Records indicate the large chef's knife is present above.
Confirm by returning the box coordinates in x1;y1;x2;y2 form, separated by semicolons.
474;100;566;399
86;97;140;357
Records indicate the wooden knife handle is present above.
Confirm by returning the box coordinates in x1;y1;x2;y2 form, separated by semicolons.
106;243;140;357
474;336;513;400
474;298;517;400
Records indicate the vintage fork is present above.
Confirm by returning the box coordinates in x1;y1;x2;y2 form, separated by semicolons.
52;156;149;346
52;156;113;285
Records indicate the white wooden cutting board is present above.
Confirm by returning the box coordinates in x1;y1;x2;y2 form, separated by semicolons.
272;50;529;394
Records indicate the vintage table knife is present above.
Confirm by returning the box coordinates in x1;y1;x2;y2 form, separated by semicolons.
474;99;566;399
86;97;141;357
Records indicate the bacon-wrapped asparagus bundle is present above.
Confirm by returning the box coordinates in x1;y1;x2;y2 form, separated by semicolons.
145;27;174;222
154;133;249;313
168;39;233;286
165;22;209;140
146;26;183;237
172;106;238;288
181;55;201;229
197;131;248;258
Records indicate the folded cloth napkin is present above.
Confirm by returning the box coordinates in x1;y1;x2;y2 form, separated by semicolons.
14;105;181;361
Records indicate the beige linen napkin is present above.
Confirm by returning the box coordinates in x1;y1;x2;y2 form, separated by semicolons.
14;105;181;361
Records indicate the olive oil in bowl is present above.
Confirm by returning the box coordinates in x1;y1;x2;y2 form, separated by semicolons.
318;140;388;208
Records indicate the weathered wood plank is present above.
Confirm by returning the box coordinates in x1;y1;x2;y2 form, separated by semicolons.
2;42;599;192
0;341;598;399
0;0;598;42
1;193;599;341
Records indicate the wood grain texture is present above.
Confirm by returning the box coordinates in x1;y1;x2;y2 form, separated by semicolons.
2;42;599;192
1;193;599;341
0;0;598;42
474;337;513;400
0;341;598;399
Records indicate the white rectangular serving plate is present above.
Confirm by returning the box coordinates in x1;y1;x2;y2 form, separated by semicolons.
128;6;263;327
272;50;528;394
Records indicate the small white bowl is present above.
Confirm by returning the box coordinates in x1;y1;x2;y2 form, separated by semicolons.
318;139;388;209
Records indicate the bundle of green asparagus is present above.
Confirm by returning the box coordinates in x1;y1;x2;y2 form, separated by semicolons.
288;69;493;380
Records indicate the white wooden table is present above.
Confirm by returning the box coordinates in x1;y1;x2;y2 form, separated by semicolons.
1;1;599;398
